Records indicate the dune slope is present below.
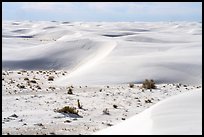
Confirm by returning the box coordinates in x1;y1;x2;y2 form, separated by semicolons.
2;21;202;85
95;89;202;135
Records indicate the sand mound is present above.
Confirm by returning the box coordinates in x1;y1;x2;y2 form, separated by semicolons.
3;39;114;70
95;89;202;135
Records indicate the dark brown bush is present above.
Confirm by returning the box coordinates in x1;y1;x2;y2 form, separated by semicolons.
55;106;79;115
142;79;156;89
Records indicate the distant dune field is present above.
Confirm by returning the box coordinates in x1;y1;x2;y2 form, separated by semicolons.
2;21;202;85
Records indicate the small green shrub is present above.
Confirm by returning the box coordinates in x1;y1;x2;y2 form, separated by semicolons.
142;79;156;89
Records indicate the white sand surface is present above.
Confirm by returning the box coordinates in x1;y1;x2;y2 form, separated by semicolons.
2;21;202;85
95;89;202;135
2;70;202;135
2;21;202;135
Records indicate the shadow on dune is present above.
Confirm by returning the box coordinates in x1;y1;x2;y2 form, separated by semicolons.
2;35;34;39
102;33;136;37
11;29;30;33
2;59;63;70
125;36;188;43
122;29;150;32
43;26;57;30
60;113;83;118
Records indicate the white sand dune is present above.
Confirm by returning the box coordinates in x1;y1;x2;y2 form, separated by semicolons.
2;21;202;85
95;89;202;135
2;21;202;135
3;38;115;70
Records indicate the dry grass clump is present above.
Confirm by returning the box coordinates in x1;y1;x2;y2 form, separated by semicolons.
55;106;79;115
142;79;156;89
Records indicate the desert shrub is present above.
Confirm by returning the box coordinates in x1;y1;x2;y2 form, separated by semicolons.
113;104;118;109
70;85;74;88
142;79;156;89
30;80;37;83
24;78;29;81
21;70;27;73
49;86;56;90
103;108;110;115
17;84;25;89
64;120;71;123
67;88;73;94
145;99;152;103
55;106;79;115
9;79;15;84
48;76;54;81
36;85;41;90
129;83;134;88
